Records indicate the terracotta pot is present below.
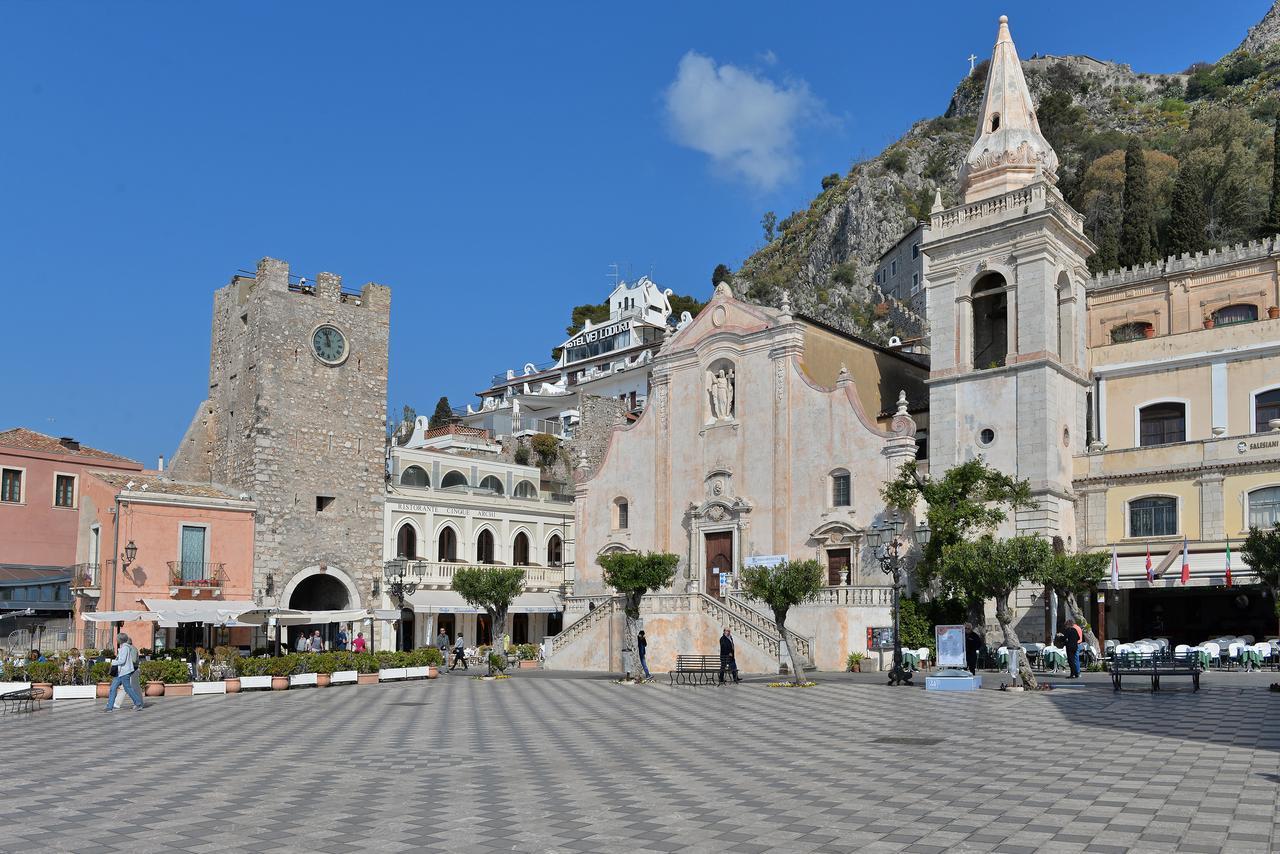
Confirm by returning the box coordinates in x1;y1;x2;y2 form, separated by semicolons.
427;666;439;679
357;672;379;686
166;683;193;697
32;683;53;700
1270;306;1280;319
1203;318;1215;329
224;678;241;694
270;676;289;691
316;674;331;687
518;660;539;669
1143;326;1156;338
96;682;111;699
145;681;165;697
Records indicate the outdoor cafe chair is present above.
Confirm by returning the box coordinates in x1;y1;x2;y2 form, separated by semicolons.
1201;642;1222;669
1174;644;1191;663
1227;642;1245;670
916;648;931;670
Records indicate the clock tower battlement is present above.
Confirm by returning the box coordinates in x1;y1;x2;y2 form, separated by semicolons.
169;256;390;609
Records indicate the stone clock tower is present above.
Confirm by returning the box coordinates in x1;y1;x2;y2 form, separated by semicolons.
170;257;391;613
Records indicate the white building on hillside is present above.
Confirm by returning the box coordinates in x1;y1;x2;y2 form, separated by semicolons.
380;420;575;650
459;277;690;439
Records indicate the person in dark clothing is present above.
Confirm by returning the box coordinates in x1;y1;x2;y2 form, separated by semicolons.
964;623;984;675
636;630;651;680
718;628;740;684
1064;619;1082;678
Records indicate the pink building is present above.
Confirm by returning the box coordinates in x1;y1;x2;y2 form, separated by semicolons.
74;472;257;651
0;428;143;569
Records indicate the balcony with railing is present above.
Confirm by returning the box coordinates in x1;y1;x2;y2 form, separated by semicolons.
167;562;227;596
69;562;102;597
398;560;565;590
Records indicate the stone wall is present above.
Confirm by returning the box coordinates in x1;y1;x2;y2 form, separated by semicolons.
170;257;390;607
565;394;628;481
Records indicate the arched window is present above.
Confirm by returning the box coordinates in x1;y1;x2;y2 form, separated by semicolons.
1212;304;1258;326
613;498;629;530
441;470;468;490
395;523;417;559
972;273;1008;369
513;532;530;566
476;529;496;564
1110;321;1152;344
478;475;504;495
1138;402;1186;446
1255;388;1280;432
514;480;537;499
547;534;563;566
1248;487;1280;529
1129;497;1178;538
400;465;429;487
437;526;458;562
830;469;851;507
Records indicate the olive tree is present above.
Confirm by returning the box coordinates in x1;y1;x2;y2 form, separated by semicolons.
740;559;823;684
1242;522;1280;614
1036;541;1110;650
452;566;526;674
598;551;679;681
940;535;1054;690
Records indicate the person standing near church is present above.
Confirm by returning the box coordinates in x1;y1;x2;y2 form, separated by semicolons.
637;630;651;680
964;623;983;675
1064;619;1083;678
434;627;450;671
718;628;740;684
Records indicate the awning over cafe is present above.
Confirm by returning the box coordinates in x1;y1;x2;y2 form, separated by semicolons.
83;610;159;623
142;599;257;627
511;592;561;614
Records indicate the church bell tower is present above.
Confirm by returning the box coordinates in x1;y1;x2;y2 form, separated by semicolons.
922;15;1095;544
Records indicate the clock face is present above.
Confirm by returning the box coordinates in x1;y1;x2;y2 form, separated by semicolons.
312;325;348;364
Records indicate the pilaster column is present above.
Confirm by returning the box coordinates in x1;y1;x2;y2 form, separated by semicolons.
1197;471;1225;542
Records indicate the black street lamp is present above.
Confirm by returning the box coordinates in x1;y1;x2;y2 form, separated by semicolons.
382;559;418;651
870;512;930;686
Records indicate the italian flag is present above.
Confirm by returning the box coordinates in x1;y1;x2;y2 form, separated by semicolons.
1180;537;1190;585
1145;546;1153;583
1225;540;1233;588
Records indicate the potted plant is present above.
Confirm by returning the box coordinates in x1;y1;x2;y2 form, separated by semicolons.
139;660;168;697
160;659;194;696
214;646;242;693
235;656;272;690
310;652;335;687
27;661;59;699
422;646;444;678
516;644;540;669
846;651;867;673
377;651;409;681
330;651;359;685
1270;305;1280;320
91;661;112;698
355;652;380;685
1142;325;1156;338
265;654;296;690
1203;316;1215;329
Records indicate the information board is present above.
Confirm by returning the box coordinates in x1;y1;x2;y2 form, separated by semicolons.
935;624;966;667
867;626;895;651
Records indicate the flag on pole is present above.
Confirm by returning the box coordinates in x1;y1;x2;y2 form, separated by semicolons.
1225;540;1233;588
1180;537;1190;585
1145;545;1153;583
1110;545;1120;590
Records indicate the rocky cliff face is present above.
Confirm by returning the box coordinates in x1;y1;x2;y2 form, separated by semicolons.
732;3;1280;344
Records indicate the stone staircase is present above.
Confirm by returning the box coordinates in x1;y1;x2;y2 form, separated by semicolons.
547;596;616;659
721;592;814;667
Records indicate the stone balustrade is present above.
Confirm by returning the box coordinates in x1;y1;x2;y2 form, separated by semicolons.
402;560;564;590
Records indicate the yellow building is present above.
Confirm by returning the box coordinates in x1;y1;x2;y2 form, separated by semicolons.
1076;241;1280;644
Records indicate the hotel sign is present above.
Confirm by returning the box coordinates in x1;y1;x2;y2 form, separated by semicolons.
1237;438;1280;455
565;320;627;349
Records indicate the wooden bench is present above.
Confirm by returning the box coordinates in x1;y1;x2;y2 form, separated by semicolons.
1;689;39;715
1111;655;1201;692
668;654;722;686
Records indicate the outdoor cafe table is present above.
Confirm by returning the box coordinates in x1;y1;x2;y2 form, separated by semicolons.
1239;647;1264;669
1041;648;1067;670
900;650;920;670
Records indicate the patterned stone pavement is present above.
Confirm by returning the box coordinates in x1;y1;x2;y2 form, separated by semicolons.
2;671;1279;853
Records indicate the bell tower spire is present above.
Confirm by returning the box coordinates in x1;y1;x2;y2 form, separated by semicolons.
958;15;1059;203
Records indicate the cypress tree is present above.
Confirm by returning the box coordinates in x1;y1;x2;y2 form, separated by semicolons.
1119;138;1156;267
428;396;453;429
1166;169;1207;256
1264;117;1280;237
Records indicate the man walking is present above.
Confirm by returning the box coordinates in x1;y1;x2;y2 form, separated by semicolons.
451;634;468;671
434;627;450;671
1064;618;1083;678
964;623;984;675
718;628;740;684
104;632;144;711
310;630;324;652
637;630;651;680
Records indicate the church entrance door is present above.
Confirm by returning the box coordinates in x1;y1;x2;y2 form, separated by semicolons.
704;531;733;598
827;549;851;586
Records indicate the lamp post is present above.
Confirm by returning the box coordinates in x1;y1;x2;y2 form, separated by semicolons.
382;560;418;651
870;512;930;686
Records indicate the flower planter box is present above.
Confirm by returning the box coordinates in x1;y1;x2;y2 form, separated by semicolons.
331;670;358;685
404;666;430;680
238;675;273;690
379;667;408;681
356;672;379;685
192;681;227;695
0;681;31;694
289;673;318;687
518;660;539;669
166;683;194;697
53;685;97;700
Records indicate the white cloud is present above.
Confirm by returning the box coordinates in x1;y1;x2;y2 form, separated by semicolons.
663;51;822;192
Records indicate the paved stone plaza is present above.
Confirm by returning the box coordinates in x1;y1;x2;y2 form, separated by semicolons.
3;672;1279;853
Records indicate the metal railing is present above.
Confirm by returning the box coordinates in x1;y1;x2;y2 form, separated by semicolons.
166;562;227;589
69;562;101;591
400;560;565;589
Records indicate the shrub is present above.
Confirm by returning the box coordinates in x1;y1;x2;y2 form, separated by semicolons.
412;647;445;667
352;653;379;674
488;653;508;673
846;652;867;670
1223;55;1263;86
309;653;337;675
26;661;62;685
265;655;300;678
90;661;112;683
516;643;539;661
820;172;840;190
235;656;269;677
513;445;531;466
883;148;910;174
530;433;559;467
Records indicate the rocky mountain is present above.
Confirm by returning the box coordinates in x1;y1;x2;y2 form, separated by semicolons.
732;4;1280;344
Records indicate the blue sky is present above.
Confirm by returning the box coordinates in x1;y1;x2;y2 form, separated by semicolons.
1;1;1269;464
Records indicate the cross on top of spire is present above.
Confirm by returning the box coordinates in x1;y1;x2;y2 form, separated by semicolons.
957;15;1060;204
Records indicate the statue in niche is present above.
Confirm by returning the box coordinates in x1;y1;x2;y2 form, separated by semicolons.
709;368;736;420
